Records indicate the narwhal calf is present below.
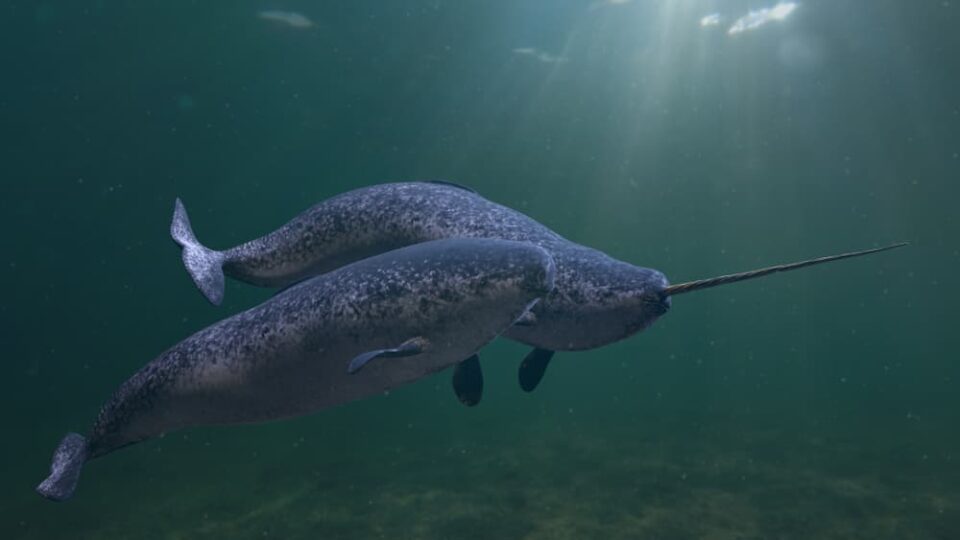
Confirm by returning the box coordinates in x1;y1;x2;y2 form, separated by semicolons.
37;238;556;502
173;181;906;391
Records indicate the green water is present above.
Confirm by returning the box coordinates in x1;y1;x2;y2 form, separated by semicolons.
2;1;958;538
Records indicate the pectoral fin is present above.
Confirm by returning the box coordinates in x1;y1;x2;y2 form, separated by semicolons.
347;337;429;374
518;348;555;392
513;310;537;327
452;354;483;407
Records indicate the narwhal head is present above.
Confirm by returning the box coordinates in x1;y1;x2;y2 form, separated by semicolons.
520;242;905;392
589;267;674;343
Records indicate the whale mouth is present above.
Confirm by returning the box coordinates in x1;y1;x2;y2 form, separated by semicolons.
649;294;671;315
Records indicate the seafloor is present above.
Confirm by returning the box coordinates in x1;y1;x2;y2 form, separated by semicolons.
9;410;958;540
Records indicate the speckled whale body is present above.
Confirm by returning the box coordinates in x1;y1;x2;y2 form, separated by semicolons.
174;182;671;352
37;238;556;501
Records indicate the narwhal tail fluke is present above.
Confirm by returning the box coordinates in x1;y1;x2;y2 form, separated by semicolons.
171;198;226;306
663;242;908;297
36;432;89;502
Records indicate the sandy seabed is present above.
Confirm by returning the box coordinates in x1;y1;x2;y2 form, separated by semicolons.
9;418;958;540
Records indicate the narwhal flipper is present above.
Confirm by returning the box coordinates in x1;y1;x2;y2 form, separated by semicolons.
452;354;483;406
518;348;555;392
171;198;227;306
513;310;537;327
347;337;429;374
36;432;89;502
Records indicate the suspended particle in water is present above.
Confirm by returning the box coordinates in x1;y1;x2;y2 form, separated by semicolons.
176;94;196;111
700;13;722;27
728;2;798;35
258;10;315;29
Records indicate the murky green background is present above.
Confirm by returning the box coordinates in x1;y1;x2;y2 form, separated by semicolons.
2;1;958;538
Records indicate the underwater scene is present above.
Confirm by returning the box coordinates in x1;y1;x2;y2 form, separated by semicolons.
2;1;958;538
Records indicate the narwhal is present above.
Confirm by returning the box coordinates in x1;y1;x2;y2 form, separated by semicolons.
37;238;556;502
173;181;906;392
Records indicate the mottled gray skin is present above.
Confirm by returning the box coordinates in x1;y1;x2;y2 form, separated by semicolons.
96;238;553;454
40;238;554;500
184;182;670;351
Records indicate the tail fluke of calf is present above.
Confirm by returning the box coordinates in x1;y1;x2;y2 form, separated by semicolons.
171;198;226;305
36;433;90;502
